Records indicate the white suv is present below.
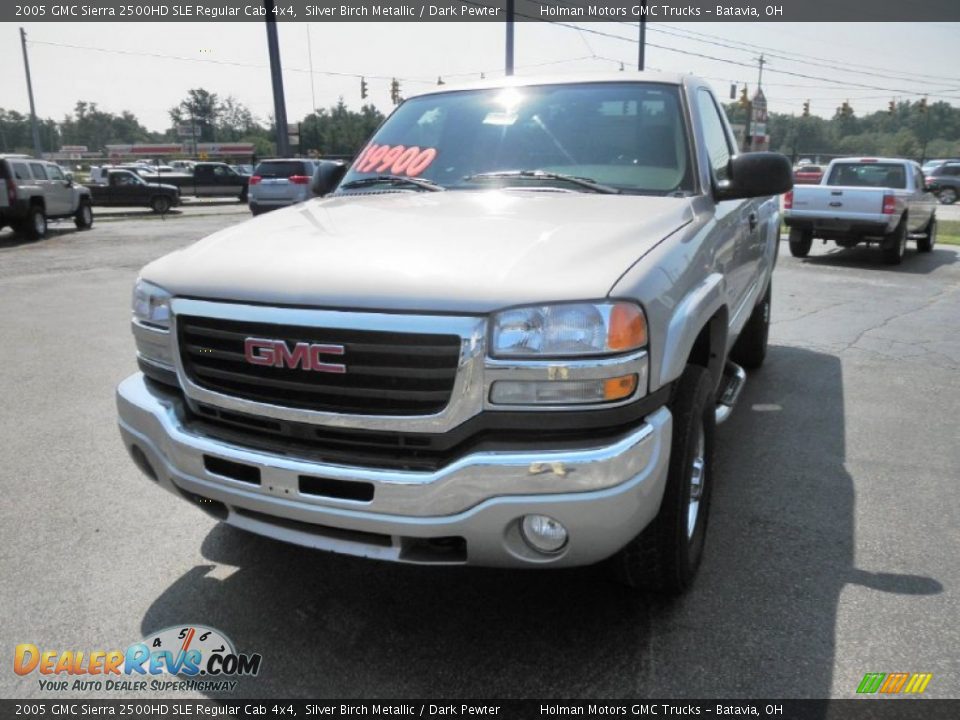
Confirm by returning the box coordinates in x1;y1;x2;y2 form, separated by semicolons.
247;159;320;215
0;155;93;239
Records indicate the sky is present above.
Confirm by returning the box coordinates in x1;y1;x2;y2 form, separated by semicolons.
4;21;960;132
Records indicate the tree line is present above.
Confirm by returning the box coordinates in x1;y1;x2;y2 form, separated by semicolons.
2;89;958;162
0;87;386;159
724;98;960;160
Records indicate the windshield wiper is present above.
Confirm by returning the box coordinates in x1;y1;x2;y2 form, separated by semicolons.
339;175;445;192
463;170;620;195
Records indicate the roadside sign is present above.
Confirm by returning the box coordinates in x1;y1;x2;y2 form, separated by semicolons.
177;124;198;138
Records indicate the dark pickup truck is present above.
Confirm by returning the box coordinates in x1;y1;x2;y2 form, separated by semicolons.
138;162;249;201
86;170;181;214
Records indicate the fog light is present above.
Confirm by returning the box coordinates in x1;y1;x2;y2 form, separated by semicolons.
520;514;568;554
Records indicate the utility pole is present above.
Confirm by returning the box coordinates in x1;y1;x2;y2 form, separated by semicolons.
638;2;647;71
264;0;290;157
755;53;766;91
505;0;515;76
20;28;42;158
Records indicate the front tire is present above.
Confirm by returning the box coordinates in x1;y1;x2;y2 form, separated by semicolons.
789;228;812;258
151;196;171;214
611;365;715;595
882;219;907;265
917;216;936;253
74;200;94;230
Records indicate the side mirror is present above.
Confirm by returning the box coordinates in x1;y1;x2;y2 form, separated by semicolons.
312;160;347;197
65;173;74;186
715;152;793;201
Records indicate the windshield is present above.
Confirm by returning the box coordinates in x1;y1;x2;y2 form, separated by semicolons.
826;163;907;189
338;82;693;195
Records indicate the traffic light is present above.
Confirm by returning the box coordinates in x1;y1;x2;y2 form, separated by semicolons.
888;99;895;115
919;97;928;113
390;78;402;105
360;77;368;100
802;100;810;117
739;86;749;108
730;83;737;100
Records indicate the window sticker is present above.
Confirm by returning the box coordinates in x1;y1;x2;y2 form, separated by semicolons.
353;144;438;177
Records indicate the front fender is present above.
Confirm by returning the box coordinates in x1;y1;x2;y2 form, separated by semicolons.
659;272;726;387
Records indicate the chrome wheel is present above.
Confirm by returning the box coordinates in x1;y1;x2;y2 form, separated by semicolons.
34;211;46;235
687;425;706;540
939;188;957;205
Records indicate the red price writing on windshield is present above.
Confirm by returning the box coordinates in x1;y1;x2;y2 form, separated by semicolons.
352;144;438;177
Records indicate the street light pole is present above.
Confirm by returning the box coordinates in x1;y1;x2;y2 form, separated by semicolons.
638;3;647;71
20;27;43;158
264;0;290;157
505;0;515;76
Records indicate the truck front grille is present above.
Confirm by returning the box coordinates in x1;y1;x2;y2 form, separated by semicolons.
177;315;461;416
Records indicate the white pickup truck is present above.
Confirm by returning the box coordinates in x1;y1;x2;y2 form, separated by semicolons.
783;157;938;264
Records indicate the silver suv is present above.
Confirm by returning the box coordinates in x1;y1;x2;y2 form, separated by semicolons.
248;159;320;215
0;155;93;239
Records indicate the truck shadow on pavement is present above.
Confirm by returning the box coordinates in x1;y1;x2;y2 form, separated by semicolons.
795;245;957;274
141;346;941;699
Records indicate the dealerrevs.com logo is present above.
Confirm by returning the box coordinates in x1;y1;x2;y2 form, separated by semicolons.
14;625;262;693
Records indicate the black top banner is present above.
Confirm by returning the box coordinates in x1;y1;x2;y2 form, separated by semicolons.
5;0;960;23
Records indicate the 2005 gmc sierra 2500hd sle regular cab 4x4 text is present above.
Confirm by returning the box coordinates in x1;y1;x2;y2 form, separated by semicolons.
117;73;792;595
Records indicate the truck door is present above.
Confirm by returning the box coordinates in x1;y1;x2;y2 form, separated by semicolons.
30;163;66;216
208;164;239;196
694;89;758;334
111;172;141;206
912;165;935;231
41;163;74;216
193;164;214;196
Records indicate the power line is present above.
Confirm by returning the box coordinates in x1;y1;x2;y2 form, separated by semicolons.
507;16;960;100
27;37;596;92
639;22;960;86
488;1;960;99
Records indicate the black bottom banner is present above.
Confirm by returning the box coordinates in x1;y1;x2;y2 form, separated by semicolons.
3;700;959;720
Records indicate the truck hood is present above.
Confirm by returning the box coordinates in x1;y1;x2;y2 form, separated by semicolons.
143;190;693;314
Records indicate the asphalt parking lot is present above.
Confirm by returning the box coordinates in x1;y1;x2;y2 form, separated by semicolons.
1;205;958;700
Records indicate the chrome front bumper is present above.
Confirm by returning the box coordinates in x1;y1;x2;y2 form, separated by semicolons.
117;373;673;568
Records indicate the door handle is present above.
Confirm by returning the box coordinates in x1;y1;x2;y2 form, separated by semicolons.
748;212;758;232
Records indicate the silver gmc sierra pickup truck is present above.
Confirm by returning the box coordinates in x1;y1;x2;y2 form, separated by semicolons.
117;73;792;595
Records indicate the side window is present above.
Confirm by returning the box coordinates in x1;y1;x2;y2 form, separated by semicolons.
47;165;64;181
696;89;733;183
30;163;48;180
12;162;30;180
213;166;226;177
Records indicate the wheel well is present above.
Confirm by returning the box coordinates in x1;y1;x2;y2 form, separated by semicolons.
687;308;728;392
29;197;45;210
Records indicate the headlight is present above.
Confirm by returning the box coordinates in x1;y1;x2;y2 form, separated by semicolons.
132;279;172;330
490;301;647;358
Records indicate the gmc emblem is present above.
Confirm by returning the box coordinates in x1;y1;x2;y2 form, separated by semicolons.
244;337;346;374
